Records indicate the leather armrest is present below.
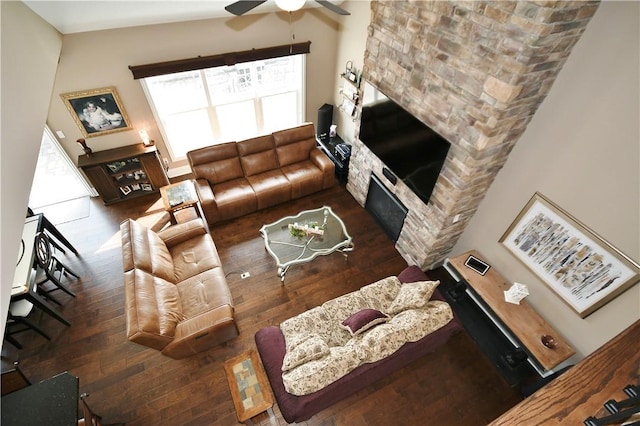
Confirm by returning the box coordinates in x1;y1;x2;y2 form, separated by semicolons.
310;149;335;188
310;149;334;172
193;177;221;226
161;305;238;359
194;178;214;202
158;219;207;247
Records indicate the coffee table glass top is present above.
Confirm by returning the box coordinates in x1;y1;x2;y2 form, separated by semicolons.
260;206;353;282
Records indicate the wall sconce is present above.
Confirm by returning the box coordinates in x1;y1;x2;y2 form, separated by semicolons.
138;129;154;147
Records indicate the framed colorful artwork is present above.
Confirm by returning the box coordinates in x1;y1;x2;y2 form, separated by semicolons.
500;192;640;318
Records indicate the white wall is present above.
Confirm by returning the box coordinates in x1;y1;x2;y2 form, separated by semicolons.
452;1;640;359
0;2;62;336
332;1;371;143
46;8;346;171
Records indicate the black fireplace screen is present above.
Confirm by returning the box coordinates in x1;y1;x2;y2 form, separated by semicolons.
365;173;408;243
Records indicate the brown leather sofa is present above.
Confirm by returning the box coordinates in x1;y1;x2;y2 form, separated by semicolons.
187;123;335;225
120;217;238;359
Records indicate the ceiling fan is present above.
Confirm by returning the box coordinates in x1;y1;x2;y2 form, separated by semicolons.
225;0;350;16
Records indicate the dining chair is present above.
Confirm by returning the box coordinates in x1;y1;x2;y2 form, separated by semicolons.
78;393;125;426
34;232;78;301
4;299;51;350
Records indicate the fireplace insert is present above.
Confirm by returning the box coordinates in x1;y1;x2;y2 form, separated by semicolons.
365;173;408;242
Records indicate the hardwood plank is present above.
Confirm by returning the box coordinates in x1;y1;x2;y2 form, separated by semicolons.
2;182;522;425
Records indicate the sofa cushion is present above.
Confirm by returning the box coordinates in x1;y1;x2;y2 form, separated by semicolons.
245;169;291;210
280;306;333;348
128;269;184;339
282;346;361;396
122;219;175;283
169;231;223;283
322;292;368;346
188;142;244;185
237;135;278;176
279;161;324;199
211;178;257;220
341;309;389;337
387;280;440;314
389;301;454;342
273;123;316;166
359;276;402;312
176;267;233;319
282;334;330;372
350;323;408;364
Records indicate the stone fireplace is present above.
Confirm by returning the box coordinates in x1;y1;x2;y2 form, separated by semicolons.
347;0;599;269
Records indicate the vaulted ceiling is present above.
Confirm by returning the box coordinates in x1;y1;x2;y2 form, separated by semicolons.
22;0;340;34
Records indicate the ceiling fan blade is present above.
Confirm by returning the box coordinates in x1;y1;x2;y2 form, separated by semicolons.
225;1;268;16
315;0;350;15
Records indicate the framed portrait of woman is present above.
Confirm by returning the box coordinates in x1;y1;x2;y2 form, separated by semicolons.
61;86;132;137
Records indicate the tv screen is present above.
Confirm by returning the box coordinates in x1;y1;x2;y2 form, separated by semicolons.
358;82;451;205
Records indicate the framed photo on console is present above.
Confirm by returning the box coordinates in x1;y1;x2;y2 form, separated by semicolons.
464;255;490;276
500;192;640;318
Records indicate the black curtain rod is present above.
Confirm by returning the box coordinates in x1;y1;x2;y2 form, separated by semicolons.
129;41;311;79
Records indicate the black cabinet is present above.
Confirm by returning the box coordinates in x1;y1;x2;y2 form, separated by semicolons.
316;135;351;183
428;266;537;387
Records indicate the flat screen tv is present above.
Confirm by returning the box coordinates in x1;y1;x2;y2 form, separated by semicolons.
358;81;451;205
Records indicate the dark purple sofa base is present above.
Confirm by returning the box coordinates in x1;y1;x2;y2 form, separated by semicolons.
254;265;463;424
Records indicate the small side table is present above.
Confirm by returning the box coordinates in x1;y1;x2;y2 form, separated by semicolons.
160;180;209;231
224;350;276;425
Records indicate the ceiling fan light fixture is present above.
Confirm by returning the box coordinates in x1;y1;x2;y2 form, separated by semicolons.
275;0;306;12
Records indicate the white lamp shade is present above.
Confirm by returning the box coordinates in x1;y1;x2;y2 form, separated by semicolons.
275;0;306;12
138;129;151;146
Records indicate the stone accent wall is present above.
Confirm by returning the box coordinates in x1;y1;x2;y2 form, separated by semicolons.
347;0;599;269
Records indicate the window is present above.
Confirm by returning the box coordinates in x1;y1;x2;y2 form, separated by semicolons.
141;55;305;161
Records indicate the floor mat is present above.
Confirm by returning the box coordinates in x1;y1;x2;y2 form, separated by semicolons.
33;196;91;225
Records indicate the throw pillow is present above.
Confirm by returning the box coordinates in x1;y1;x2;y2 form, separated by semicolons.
341;309;390;336
387;280;440;315
281;334;330;372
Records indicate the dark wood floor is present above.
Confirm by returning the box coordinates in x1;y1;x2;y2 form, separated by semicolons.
2;182;523;425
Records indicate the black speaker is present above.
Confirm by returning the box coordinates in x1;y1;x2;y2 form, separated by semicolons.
317;104;333;141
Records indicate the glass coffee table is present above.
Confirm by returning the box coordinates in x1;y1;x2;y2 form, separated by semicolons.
260;206;354;283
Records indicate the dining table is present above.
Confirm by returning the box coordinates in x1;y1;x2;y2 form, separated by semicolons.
11;214;71;326
1;371;79;426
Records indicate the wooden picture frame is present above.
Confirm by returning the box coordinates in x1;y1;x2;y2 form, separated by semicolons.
500;192;640;318
60;86;131;138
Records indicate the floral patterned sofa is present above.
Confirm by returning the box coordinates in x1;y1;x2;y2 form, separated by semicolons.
255;265;462;423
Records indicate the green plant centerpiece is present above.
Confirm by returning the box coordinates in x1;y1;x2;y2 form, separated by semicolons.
289;221;324;239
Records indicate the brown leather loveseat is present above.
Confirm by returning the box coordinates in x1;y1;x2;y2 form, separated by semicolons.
187;122;335;225
120;217;238;359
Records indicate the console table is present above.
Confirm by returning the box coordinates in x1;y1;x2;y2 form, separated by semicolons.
437;250;575;384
